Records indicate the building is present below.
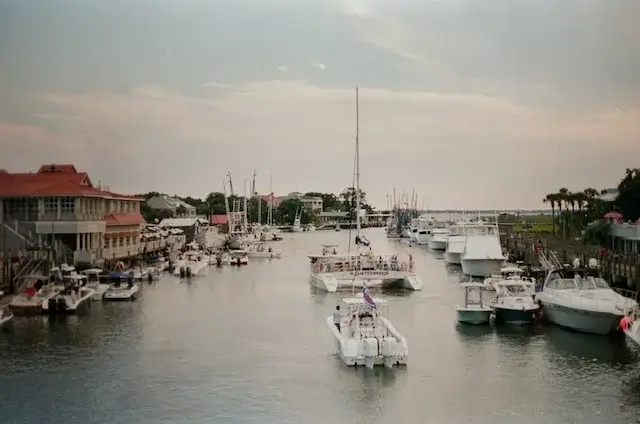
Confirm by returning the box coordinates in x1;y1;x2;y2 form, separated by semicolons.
0;164;144;264
318;211;349;224
259;194;283;208
300;196;323;213
157;217;208;244
146;194;196;217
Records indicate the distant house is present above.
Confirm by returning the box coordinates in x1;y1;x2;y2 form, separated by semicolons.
158;217;207;244
146;195;196;217
300;196;323;213
318;211;349;224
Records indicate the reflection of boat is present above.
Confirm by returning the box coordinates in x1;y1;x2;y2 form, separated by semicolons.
544;325;633;364
456;282;493;324
327;290;408;368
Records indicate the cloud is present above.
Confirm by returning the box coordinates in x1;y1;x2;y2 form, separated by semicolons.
277;65;289;72
202;82;231;89
6;80;636;209
312;62;326;71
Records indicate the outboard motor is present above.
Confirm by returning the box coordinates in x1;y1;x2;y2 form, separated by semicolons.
57;297;68;312
179;267;186;278
185;267;192;278
48;298;58;313
147;273;153;283
216;255;222;266
362;337;378;369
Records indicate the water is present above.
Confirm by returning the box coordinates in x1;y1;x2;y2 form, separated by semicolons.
1;229;640;424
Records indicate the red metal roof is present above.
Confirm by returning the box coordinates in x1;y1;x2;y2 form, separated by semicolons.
104;212;146;226
0;164;140;200
210;214;228;225
260;194;283;207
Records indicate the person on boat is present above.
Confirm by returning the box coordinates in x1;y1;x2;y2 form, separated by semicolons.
333;305;342;332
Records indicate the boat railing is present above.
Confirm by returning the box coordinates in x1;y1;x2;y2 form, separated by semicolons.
312;259;414;274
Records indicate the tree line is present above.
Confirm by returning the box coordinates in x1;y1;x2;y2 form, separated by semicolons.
543;168;640;244
137;187;373;225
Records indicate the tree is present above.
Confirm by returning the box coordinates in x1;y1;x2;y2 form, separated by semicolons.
140;202;173;224
542;193;559;235
582;219;612;247
276;198;302;225
175;205;187;216
616;168;640;221
340;186;369;216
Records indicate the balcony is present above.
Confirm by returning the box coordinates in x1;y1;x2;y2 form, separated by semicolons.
36;212;106;234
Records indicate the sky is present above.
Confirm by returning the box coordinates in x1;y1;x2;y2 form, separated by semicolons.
0;0;638;210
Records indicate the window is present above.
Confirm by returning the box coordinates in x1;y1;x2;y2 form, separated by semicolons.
104;237;109;249
44;197;58;214
60;197;75;213
119;237;124;247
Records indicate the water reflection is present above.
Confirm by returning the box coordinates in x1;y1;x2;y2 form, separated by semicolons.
544;326;636;364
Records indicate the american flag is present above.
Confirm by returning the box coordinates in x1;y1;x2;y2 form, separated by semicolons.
363;284;376;309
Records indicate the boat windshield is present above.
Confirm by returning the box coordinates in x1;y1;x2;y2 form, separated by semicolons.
548;276;610;290
497;284;530;296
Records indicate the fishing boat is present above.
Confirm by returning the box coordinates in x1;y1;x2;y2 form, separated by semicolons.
456;282;493;325
42;274;96;314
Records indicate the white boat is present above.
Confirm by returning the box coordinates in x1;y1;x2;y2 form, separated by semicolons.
42;275;96;314
173;250;209;277
309;88;423;293
483;266;531;291
103;273;140;301
428;227;448;251
212;251;232;266
534;268;638;335
306;224;316;232
291;208;303;232
408;218;419;243
445;222;467;265
493;280;539;325
0;307;14;327
229;249;249;265
327;291;408;368
460;221;506;277
81;268;110;300
246;242;281;259
9;281;64;315
456;282;493;324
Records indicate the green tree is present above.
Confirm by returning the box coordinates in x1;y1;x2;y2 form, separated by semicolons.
248;197;269;223
276;198;301;225
340;186;371;218
616;168;640;221
140;202;173;224
176;205;187;216
582;219;612;246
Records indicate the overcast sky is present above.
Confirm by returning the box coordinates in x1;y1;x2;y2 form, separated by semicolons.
1;0;638;209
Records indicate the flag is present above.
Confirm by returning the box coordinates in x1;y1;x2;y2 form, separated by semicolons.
363;284;376;309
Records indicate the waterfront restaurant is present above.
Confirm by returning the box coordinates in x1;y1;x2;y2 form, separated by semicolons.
0;164;144;263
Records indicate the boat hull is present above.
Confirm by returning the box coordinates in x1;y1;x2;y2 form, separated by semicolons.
461;258;505;277
104;285;140;302
493;306;537;325
415;232;429;245
445;251;462;265
456;308;492;324
42;292;95;315
310;271;423;292
428;239;446;251
540;302;622;335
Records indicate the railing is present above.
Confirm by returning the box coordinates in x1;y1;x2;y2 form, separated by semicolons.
312;260;414;274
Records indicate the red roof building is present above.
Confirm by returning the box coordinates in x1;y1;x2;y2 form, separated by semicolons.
0;164;145;262
210;214;228;226
259;193;283;207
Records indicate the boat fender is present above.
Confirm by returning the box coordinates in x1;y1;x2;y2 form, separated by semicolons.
381;337;398;357
363;337;378;358
620;316;633;332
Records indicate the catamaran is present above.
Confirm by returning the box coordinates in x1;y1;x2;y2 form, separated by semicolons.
308;87;423;292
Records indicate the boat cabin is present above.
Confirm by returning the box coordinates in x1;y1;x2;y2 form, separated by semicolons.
339;296;389;337
459;282;490;308
494;280;535;298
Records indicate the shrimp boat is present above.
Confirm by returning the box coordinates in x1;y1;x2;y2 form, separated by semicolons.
327;288;408;368
456;282;493;324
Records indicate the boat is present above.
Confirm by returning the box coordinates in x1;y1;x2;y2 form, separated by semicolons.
445;221;467;265
213;251;232;266
483;266;532;291
245;242;281;259
460;220;506;277
9;280;64;315
493;280;539;325
173;250;209;278
81;268;110;300
0;307;14;328
103;272;140;301
534;267;638;335
229;249;249;265
408;218;419;243
428;227;448;251
335;223;341;231
42;274;96;314
327;289;408;368
306;224;316;232
456;282;493;324
308;87;423;293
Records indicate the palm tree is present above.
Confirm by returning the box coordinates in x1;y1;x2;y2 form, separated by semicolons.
543;193;558;235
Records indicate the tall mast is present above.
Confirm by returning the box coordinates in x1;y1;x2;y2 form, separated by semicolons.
243;178;248;231
355;86;361;235
268;174;273;227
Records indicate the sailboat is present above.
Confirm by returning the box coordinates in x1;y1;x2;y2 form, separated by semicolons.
292;207;303;232
307;87;423;292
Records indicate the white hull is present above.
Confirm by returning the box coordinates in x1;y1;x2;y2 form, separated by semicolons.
247;251;281;259
173;261;208;277
445;251;461;265
539;302;622;335
310;271;423;293
409;230;418;242
87;283;110;300
42;288;96;314
461;258;505;277
415;232;429;245
456;307;492;324
326;316;408;368
428;238;446;251
104;284;140;301
292;226;303;232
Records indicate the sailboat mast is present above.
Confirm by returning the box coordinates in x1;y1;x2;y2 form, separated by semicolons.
355;86;361;235
268;174;273;226
243;178;248;231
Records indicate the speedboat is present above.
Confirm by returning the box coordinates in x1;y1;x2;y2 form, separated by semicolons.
428;227;448;251
483;266;532;291
327;290;408;368
103;272;140;301
229;250;249;265
174;250;209;277
493;280;539;325
81;268;110;300
245;242;281;259
456;282;493;325
535;268;638;335
42;274;96;314
9;281;63;315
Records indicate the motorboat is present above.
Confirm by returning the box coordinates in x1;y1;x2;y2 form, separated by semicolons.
42;274;96;314
229;249;249;265
309;245;422;292
535;267;638;335
174;250;209;278
0;307;13;328
460;221;506;277
428;227;448;251
81;268;110;300
493;280;539;325
444;222;467;265
246;242;281;259
327;290;408;368
456;282;493;325
213;251;232;266
483;266;532;291
103;272;140;301
9;280;64;315
408;218;419;243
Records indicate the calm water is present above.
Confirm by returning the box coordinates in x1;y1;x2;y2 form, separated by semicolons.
1;229;640;424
